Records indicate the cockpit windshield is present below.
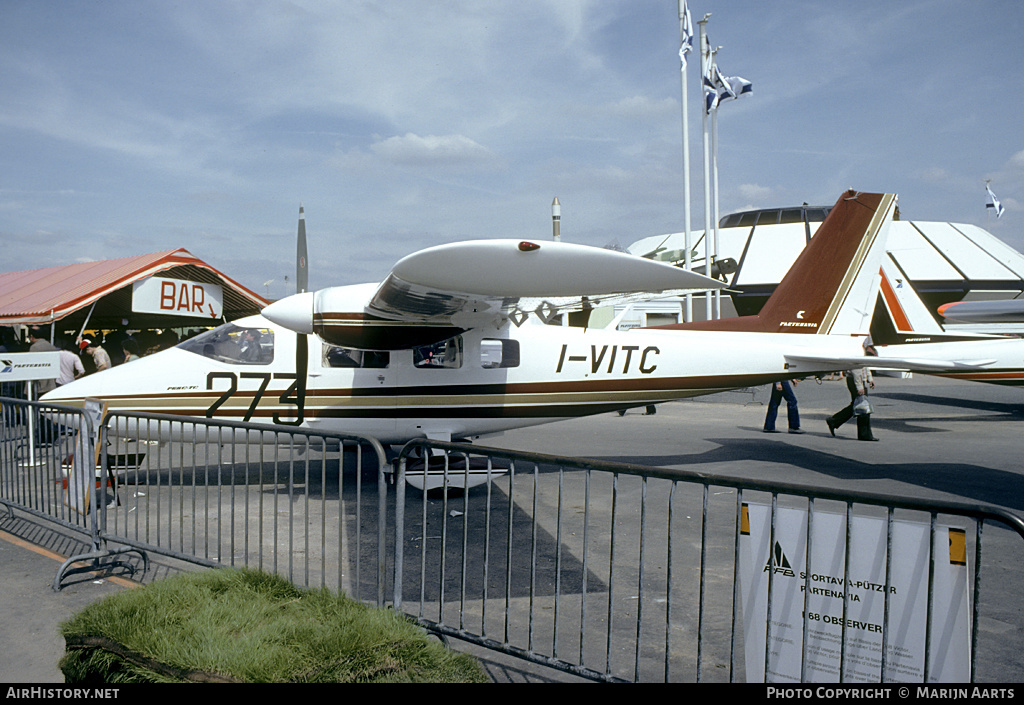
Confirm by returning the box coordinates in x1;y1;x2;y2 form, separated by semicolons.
177;323;274;365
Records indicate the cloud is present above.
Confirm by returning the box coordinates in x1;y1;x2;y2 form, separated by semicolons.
1008;150;1024;170
368;133;499;169
737;183;773;204
918;167;951;183
603;95;677;121
2;2;1023;289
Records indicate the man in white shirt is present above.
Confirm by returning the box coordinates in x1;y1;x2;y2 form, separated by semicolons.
58;348;85;385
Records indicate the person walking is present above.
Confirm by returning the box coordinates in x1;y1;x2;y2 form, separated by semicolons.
826;367;878;441
763;379;802;434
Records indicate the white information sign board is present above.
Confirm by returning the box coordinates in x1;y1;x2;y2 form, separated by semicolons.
132;277;223;319
0;351;60;382
739;502;971;683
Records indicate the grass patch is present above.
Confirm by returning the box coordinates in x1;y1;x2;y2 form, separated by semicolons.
59;568;488;683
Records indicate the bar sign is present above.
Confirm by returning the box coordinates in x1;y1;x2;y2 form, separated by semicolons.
133;277;223;319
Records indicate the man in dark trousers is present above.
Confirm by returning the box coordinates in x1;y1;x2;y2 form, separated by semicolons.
763;379;802;434
826;367;878;441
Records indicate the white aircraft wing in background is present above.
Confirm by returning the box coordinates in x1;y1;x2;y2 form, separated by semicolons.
939;299;1024;325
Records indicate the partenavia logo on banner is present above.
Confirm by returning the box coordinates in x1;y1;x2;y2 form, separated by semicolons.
0;352;60;382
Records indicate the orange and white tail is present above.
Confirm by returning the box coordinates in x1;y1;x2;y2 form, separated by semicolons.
870;253;948;345
655;189;897;337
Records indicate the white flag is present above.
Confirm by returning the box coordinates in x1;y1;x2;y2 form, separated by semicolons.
986;184;1005;218
679;2;693;70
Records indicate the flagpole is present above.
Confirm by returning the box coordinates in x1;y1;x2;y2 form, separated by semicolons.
701;40;752;321
679;0;693;322
698;16;713;321
711;95;722;319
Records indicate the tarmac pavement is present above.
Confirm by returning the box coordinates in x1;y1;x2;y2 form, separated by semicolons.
2;373;1023;683
1;521;130;683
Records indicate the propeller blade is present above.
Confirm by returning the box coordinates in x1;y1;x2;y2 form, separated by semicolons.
297;205;309;294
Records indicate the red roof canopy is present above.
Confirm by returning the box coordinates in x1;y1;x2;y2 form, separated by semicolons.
0;248;269;330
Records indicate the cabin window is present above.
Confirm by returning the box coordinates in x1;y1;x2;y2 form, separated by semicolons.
413;336;463;369
481;338;520;369
323;344;389;369
177;324;274;365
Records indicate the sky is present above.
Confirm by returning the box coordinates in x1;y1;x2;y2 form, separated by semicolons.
1;1;1022;299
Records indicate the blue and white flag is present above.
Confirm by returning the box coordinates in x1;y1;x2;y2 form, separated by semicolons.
986;184;1005;218
716;73;753;104
703;61;752;113
679;2;693;70
701;34;752;114
703;61;722;113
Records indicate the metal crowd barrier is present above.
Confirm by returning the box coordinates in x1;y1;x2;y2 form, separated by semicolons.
94;409;390;604
0;397;389;604
1;397;99;536
4;396;1024;683
393;439;1024;684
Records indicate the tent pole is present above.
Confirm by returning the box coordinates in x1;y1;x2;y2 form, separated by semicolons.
76;301;98;346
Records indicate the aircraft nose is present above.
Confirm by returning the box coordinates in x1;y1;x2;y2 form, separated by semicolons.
262;291;315;334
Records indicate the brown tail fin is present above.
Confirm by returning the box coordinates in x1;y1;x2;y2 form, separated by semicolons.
654;189;896;335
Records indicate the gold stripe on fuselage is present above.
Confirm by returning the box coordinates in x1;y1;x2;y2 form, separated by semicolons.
53;376;749;420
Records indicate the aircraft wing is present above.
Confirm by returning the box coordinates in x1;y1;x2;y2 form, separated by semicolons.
938;299;1024;324
368;239;726;323
264;239;726;349
784;353;998;374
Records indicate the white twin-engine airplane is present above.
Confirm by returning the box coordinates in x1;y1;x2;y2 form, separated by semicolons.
872;252;1023;387
44;190;980;475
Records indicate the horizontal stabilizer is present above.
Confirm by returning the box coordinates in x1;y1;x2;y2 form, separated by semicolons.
784;353;997;374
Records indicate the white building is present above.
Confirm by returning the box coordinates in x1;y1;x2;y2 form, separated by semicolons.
622;205;1024;332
